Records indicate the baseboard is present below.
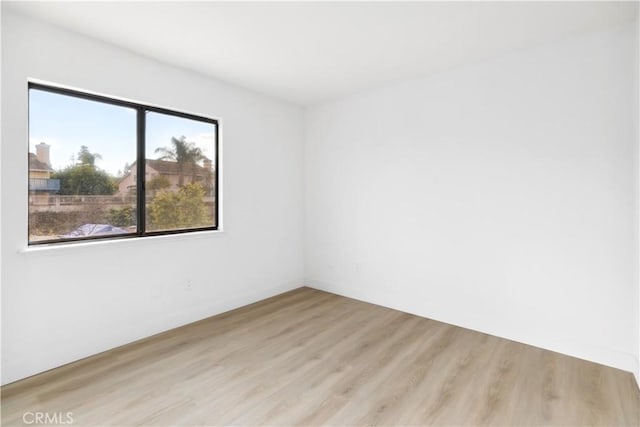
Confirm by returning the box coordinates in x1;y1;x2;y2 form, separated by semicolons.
1;281;302;386
305;279;639;379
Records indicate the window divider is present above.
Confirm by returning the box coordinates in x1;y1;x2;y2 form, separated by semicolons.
136;108;146;236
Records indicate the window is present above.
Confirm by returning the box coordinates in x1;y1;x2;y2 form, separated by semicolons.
28;83;219;245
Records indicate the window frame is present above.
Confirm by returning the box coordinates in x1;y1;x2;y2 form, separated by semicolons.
28;82;220;246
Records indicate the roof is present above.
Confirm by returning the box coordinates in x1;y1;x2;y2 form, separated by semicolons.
146;159;209;175
120;159;211;183
29;153;53;171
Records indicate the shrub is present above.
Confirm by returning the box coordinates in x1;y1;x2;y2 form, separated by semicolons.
106;206;136;227
29;207;109;237
148;182;207;230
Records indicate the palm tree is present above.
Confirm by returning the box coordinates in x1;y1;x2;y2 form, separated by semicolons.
155;136;205;187
77;145;102;167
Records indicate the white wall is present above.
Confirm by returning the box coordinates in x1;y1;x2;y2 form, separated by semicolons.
635;12;640;386
305;23;638;374
1;11;305;385
2;9;638;387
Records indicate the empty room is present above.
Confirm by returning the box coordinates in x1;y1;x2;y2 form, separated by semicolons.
1;1;639;426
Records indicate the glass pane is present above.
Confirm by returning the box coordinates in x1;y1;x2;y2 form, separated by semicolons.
28;89;137;243
145;111;216;232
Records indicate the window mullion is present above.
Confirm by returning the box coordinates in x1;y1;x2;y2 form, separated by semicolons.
136;108;146;236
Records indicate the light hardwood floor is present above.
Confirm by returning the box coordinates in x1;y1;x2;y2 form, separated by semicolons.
2;287;639;426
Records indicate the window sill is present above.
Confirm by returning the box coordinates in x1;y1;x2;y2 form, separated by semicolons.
19;229;225;255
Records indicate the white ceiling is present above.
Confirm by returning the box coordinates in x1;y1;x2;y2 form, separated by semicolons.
4;1;638;106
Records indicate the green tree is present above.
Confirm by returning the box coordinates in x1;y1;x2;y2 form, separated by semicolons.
148;182;207;230
77;145;102;166
106;206;136;227
147;175;171;195
52;146;115;195
53;164;116;195
155;136;205;187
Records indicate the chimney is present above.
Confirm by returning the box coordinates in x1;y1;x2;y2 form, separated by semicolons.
203;158;213;171
36;142;51;167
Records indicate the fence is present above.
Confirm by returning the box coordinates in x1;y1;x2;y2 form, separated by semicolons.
29;195;135;212
29;195;215;212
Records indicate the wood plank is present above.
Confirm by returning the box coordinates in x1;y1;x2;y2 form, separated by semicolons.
2;287;638;426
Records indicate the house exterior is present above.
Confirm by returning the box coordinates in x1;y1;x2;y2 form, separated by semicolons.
117;158;214;196
29;142;60;193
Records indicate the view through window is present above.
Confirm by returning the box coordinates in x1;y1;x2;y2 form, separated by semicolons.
28;84;218;244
